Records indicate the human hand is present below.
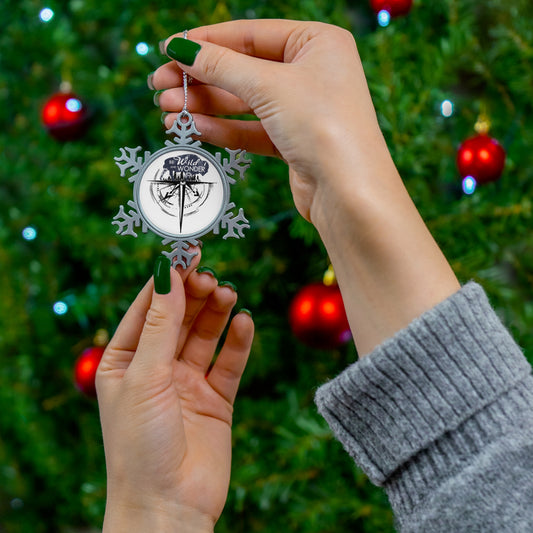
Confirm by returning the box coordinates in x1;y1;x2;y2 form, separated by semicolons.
150;19;393;223
96;253;254;532
150;20;459;357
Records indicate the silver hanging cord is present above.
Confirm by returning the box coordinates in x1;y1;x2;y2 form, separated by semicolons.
176;30;193;126
182;30;189;112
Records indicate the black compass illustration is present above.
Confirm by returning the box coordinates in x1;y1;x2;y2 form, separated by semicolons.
148;154;217;233
151;170;212;221
151;170;213;231
112;111;251;268
137;146;227;239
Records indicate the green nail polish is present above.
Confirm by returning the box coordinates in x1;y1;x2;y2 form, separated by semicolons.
197;266;217;278
219;281;237;292
147;72;155;90
153;90;164;107
154;256;171;294
160;112;169;125
166;37;201;66
239;308;252;318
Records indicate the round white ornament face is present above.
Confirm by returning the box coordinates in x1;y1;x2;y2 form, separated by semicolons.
135;147;228;239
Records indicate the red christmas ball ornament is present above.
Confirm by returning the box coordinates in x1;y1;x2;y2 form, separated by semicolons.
289;282;352;349
370;0;413;18
456;134;506;185
42;91;89;141
74;346;104;397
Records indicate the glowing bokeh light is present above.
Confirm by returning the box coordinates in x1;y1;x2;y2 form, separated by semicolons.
22;226;37;241
65;98;82;112
479;149;490;161
53;301;69;315
462;176;477;195
80;358;97;374
39;8;54;22
321;301;337;316
378;10;391;27
299;299;313;316
441;99;453;117
461;149;473;163
136;42;149;55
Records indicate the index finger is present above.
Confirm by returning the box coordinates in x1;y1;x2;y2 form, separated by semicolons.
169;19;311;62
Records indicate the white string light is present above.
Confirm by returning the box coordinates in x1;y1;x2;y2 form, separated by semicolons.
377;10;391;27
462;176;477;195
53;301;69;315
22;226;37;241
441;99;454;117
39;7;54;22
136;42;149;56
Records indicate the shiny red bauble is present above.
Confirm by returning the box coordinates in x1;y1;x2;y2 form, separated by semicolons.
41;91;89;141
289;283;352;349
370;0;413;17
74;346;104;397
456;134;506;184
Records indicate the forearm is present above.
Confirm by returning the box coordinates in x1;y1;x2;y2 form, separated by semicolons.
310;133;460;356
103;498;215;533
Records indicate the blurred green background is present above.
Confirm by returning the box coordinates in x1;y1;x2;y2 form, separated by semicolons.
1;0;532;531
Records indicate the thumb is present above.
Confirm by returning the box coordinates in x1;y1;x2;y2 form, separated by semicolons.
129;256;186;375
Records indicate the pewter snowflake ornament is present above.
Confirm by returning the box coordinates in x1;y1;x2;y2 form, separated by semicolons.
112;110;251;268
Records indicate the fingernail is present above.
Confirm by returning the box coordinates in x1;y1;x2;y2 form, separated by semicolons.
147;71;155;90
197;266;217;278
153;90;164;107
160;112;169;125
239;308;252;318
166;37;201;66
219;281;237;292
158;39;167;55
154;255;171;294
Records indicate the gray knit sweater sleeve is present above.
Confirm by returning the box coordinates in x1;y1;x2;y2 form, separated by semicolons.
315;282;533;532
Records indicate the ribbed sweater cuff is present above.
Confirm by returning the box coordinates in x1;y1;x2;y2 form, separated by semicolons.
314;282;532;486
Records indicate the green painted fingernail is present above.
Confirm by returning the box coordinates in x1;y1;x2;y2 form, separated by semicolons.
153;90;164;107
197;266;217;278
219;281;237;292
166;37;201;66
160;112;169;125
154;256;171;294
147;71;155;90
239;308;252;317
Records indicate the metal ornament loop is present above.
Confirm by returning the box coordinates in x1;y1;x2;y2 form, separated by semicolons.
177;110;193;125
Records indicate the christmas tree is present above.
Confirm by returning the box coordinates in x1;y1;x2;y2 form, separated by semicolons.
1;0;532;531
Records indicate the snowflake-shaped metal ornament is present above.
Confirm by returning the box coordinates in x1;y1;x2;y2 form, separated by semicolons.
112;111;251;268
